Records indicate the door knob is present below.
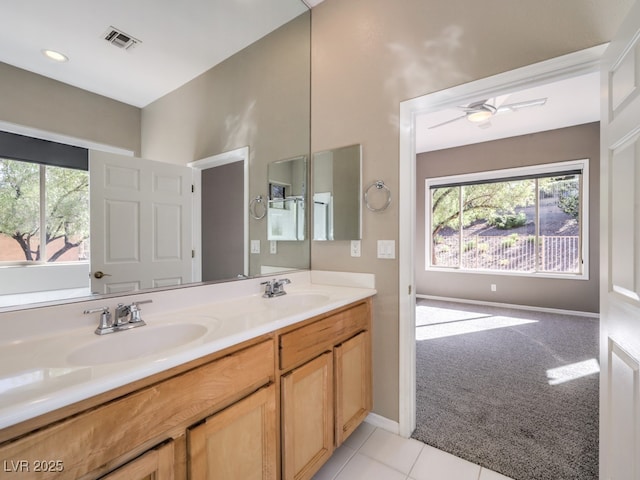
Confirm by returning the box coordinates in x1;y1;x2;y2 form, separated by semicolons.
93;271;112;279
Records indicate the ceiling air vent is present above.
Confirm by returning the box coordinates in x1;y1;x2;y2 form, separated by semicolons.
103;26;141;50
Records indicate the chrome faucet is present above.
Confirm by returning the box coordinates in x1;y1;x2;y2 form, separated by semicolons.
84;299;152;335
261;278;291;298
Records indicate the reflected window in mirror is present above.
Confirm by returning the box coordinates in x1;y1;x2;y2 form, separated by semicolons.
312;145;362;241
0;158;89;263
0;132;91;308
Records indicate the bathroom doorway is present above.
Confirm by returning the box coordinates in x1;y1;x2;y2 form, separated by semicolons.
397;45;605;438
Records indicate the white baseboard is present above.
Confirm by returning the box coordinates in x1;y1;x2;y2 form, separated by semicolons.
365;412;401;436
416;294;599;319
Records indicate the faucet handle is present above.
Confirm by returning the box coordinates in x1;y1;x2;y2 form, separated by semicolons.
261;279;275;297
83;306;109;315
129;299;152;324
84;306;112;334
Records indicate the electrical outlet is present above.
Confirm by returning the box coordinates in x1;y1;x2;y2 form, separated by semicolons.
270;241;277;254
491;284;497;292
351;240;361;257
251;240;260;254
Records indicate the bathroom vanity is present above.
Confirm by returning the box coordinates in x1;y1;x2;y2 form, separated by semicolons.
0;272;374;480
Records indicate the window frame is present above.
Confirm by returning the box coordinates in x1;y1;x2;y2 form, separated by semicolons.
425;159;589;280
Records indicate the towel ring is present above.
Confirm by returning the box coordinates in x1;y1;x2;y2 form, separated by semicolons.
364;180;391;212
249;195;266;220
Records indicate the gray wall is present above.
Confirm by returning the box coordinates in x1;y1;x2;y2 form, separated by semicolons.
310;0;629;421
0;63;141;154
416;123;600;313
202;161;244;281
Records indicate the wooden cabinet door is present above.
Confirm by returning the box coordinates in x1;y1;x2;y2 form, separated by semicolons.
335;331;372;446
188;384;277;480
281;352;334;480
99;441;174;480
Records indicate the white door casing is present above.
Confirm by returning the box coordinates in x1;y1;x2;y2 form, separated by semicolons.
600;2;640;478
188;146;249;281
89;150;193;294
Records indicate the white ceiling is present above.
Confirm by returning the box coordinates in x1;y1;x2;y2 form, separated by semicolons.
415;72;601;153
0;0;309;107
1;0;597;146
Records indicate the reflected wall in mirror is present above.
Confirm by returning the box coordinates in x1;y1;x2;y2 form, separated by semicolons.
0;2;311;311
267;156;307;242
313;144;362;241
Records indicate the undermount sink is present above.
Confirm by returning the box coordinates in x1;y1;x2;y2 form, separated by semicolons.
67;322;210;366
267;292;330;310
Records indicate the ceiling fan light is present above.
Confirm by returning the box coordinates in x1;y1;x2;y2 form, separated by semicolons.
467;110;493;123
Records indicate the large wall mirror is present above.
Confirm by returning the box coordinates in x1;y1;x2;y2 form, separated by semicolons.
0;1;311;311
313;144;362;241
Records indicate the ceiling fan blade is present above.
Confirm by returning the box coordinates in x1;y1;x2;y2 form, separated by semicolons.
490;94;511;109
459;99;489;112
428;114;467;129
496;97;547;113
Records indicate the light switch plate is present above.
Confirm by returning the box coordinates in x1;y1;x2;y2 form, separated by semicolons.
251;240;260;254
351;240;361;257
377;240;395;259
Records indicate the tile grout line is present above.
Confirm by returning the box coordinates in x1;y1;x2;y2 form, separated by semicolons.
356;427;426;478
330;446;357;480
329;425;377;480
406;443;426;480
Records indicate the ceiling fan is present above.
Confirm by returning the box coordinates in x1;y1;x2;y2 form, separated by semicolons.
428;96;548;129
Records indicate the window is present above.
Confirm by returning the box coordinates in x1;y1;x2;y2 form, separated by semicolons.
426;160;588;278
0;131;89;264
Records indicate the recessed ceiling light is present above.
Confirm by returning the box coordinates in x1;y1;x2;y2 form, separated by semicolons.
41;49;68;63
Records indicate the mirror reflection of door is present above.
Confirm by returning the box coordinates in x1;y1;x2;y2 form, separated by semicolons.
201;160;245;282
89;150;194;294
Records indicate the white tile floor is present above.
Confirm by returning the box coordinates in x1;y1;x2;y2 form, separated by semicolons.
312;422;514;480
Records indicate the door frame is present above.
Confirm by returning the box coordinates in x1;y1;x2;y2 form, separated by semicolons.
397;45;606;438
189;146;250;281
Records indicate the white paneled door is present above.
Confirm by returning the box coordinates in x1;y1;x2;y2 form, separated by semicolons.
601;2;640;478
89;151;193;294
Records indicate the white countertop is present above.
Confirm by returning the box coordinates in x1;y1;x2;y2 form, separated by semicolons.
0;271;375;431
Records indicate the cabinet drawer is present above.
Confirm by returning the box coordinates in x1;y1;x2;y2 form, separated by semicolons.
98;441;174;480
279;301;369;371
0;340;274;480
